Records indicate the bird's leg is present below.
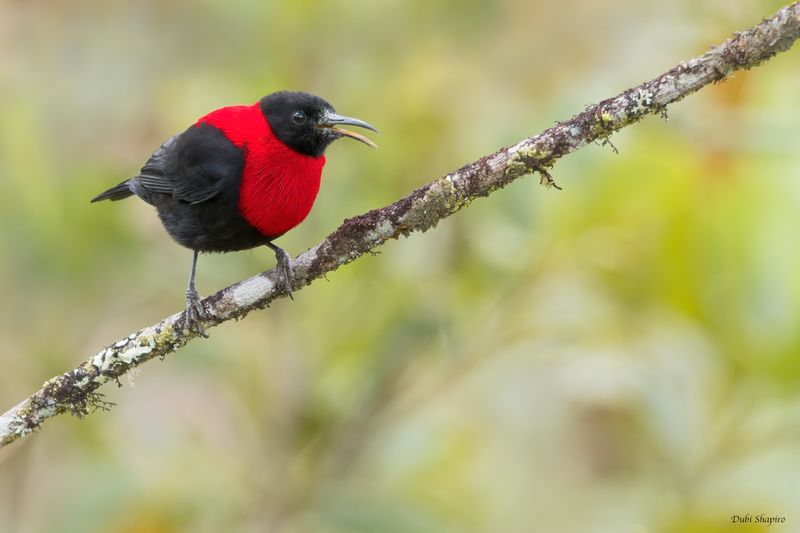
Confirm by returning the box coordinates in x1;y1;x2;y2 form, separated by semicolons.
266;242;294;300
183;249;209;337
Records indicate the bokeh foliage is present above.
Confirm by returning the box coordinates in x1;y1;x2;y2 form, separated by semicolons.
0;1;798;532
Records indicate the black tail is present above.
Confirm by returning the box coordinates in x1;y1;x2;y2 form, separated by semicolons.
91;180;133;203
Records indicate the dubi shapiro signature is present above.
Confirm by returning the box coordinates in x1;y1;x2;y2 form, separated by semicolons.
731;514;786;526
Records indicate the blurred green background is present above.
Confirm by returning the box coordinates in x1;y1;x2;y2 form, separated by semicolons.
1;1;799;532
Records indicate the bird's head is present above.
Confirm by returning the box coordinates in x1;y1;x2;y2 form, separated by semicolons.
260;91;377;158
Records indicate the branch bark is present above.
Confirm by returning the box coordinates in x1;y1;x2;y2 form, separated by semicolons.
2;2;799;447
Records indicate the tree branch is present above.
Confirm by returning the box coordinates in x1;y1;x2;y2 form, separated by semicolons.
2;2;798;447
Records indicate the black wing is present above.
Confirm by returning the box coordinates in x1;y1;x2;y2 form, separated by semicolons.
134;134;179;196
135;123;245;205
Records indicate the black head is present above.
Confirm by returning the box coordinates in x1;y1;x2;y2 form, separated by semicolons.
259;91;377;158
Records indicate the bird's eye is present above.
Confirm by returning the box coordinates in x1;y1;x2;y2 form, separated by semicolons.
291;111;307;124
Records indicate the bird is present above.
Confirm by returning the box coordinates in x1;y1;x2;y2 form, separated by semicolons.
91;91;377;336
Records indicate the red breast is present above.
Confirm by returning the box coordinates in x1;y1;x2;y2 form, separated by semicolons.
197;104;326;238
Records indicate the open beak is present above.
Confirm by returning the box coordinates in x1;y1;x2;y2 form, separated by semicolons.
319;112;378;149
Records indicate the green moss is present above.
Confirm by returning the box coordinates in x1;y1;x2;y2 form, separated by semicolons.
505;145;552;181
401;175;471;233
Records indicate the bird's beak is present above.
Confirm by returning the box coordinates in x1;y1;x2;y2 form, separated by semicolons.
319;112;378;149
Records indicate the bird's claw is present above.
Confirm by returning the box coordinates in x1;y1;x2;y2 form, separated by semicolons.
183;287;209;337
273;247;294;300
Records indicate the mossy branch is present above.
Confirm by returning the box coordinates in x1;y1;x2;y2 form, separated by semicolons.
2;2;799;447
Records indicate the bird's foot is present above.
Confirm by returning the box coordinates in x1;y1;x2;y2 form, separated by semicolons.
183;287;209;337
273;247;295;300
